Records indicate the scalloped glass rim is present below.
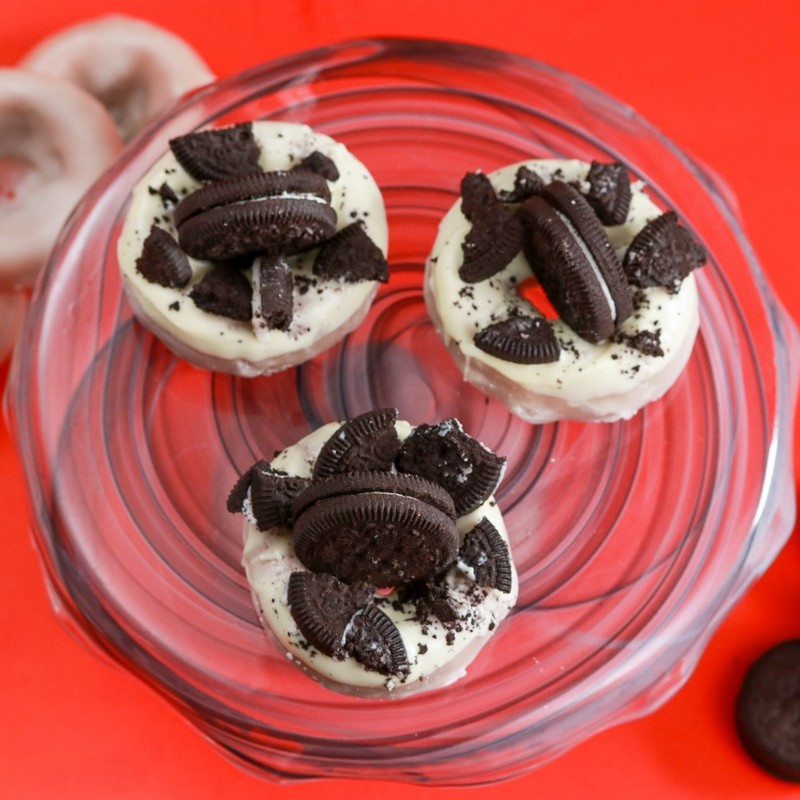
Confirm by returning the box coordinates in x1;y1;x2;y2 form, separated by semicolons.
5;37;799;786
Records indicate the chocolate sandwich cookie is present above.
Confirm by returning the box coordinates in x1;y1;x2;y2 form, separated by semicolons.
520;180;633;344
736;640;800;782
459;517;514;593
174;169;337;261
293;489;460;586
585;160;631;226
135;225;192;289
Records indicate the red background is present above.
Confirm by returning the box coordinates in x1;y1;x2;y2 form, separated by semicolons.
2;1;800;797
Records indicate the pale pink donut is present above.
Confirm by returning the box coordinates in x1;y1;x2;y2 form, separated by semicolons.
20;15;214;141
0;68;123;288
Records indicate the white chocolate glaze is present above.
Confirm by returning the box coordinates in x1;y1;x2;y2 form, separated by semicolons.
425;159;700;423
241;420;519;697
118;121;388;376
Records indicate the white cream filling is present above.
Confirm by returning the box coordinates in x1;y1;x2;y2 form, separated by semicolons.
117;121;388;372
425;159;700;422
241;421;519;696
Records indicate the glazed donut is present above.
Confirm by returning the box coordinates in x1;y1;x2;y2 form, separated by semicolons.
20;15;214;141
0;68;123;288
117;120;389;377
231;409;518;697
425;159;706;423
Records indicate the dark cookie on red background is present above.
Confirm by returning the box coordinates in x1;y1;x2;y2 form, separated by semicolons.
474;314;560;364
313;222;389;283
135;225;192;288
312;408;400;479
292;470;456;522
293;491;459;586
519;180;632;343
169;122;263;182
346;604;409;676
459;517;514;593
585;160;631;226
287;571;374;659
189;264;252;321
623;211;706;293
395;419;505;516
736;639;800;782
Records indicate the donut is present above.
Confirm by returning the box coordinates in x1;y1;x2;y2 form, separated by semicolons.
425;159;706;423
0;68;123;288
230;409;518;697
19;15;214;142
117;120;389;377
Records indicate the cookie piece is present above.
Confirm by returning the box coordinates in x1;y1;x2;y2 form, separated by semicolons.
135;225;192;289
169;122;262;181
296;150;340;181
291;470;457;522
250;467;311;530
312;222;389;283
251;256;294;333
496;165;545;203
226;459;269;513
585;160;631;225
312;408;400;479
287;571;374;659
346;604;410;677
293;491;460;586
623;211;707;293
519;180;632;343
458;171;524;283
736;640;800;782
459;517;514;593
474;314;560;364
395;419;506;516
189;264;252;321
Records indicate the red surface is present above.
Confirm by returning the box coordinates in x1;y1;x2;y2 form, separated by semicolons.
2;1;799;797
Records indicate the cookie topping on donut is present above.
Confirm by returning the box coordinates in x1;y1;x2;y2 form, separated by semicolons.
459;517;514;593
474;314;560;364
296;150;340;181
585;160;632;225
287;571;374;659
614;328;665;358
252;256;294;334
519;180;633;343
395;419;506;516
313;222;389;283
497;165;546;203
458;172;525;283
293;490;460;586
312;408;401;479
623;211;707;293
188;264;252;321
346;604;410;677
169;122;263;181
135;225;192;288
250;465;312;530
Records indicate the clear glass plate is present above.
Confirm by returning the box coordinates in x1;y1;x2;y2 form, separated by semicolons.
5;38;799;786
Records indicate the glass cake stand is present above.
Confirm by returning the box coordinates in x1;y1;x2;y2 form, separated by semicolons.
5;38;799;786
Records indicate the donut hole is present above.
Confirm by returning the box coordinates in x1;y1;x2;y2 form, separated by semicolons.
66;57;153;141
0;109;62;200
516;274;558;319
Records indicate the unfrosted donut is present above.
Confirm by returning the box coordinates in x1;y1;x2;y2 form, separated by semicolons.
425;159;706;423
20;15;214;141
117;120;389;377
0;68;123;288
231;409;518;697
